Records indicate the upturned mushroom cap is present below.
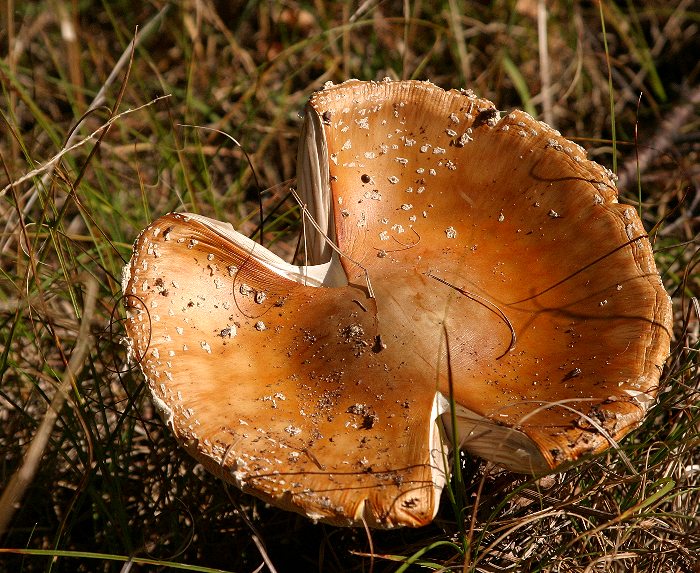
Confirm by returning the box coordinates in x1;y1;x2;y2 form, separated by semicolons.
122;213;449;528
305;79;671;471
122;79;672;528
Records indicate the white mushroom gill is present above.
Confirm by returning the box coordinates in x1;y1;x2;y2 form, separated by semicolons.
296;102;335;266
429;392;451;518
446;402;549;474
182;213;348;288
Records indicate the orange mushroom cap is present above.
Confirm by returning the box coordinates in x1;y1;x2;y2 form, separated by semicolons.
122;79;672;528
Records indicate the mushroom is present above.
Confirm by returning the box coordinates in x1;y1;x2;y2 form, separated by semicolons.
122;79;672;528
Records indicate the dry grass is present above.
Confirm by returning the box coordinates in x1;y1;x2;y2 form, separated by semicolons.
1;1;698;571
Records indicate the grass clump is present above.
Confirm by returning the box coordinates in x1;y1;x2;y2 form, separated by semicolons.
1;1;698;571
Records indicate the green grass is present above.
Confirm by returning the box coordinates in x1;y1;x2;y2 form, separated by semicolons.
1;1;698;572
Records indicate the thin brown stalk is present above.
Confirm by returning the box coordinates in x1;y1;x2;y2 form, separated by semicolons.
448;0;471;82
537;0;554;127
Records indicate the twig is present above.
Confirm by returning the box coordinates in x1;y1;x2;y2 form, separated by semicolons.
0;275;98;538
251;535;278;573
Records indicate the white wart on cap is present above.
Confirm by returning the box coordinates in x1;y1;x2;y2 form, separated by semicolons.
123;79;672;528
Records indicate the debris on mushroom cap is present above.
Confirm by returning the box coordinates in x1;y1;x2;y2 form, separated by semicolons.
122;79;672;529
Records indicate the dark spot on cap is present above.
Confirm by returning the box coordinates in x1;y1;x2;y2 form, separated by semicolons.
372;334;386;353
563;368;582;381
472;108;498;129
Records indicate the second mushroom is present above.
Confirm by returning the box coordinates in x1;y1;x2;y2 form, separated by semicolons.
122;79;672;528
